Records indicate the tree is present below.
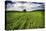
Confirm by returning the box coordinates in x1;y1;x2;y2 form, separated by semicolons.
23;9;26;12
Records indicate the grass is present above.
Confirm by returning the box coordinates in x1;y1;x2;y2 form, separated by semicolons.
5;10;45;30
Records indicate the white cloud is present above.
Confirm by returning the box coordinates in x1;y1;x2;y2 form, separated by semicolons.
6;0;44;2
6;2;44;11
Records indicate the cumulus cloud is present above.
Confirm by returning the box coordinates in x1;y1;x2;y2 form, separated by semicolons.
6;1;44;11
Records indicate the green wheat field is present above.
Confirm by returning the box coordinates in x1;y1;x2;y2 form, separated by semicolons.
5;10;45;30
